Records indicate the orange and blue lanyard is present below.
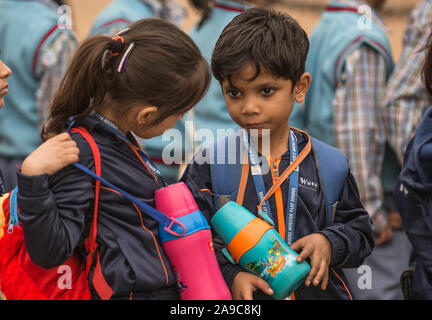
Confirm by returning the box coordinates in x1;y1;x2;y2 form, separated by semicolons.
241;129;299;245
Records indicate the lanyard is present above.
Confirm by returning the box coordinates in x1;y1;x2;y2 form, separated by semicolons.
241;129;301;245
241;129;273;222
93;113;167;186
286;130;299;245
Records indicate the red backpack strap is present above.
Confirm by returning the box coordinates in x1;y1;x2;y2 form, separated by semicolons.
70;127;113;300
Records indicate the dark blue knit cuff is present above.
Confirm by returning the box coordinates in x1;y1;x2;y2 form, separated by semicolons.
17;171;50;198
317;231;347;268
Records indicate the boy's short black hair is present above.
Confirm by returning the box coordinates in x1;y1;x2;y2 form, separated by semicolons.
211;7;309;86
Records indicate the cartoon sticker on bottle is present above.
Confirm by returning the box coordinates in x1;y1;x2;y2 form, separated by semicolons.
246;237;295;283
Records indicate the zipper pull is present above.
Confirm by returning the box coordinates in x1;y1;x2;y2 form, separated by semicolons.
272;161;279;178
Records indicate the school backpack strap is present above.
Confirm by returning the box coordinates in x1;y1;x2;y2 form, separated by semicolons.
310;137;349;227
209;130;244;210
70;127;114;300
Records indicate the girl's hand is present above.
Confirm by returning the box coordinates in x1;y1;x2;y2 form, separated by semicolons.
21;133;80;176
231;271;274;300
290;233;332;290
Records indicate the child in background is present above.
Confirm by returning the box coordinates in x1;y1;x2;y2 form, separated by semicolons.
181;7;374;300
382;0;432;165
89;0;185;36
394;33;432;300
16;18;210;300
0;0;77;192
186;0;252;146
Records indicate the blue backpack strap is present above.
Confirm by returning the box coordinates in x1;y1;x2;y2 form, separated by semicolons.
209;130;244;210
310;137;349;227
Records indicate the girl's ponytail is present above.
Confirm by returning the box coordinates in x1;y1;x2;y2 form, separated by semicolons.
42;36;112;141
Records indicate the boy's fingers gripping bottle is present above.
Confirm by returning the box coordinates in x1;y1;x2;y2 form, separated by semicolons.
155;182;232;300
211;201;311;300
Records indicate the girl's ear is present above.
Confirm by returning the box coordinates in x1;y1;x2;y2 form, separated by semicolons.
136;106;158;126
294;72;311;104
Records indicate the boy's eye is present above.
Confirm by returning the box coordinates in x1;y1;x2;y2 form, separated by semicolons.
226;89;241;98
261;88;275;96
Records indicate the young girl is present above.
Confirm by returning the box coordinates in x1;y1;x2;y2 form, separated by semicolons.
16;18;210;300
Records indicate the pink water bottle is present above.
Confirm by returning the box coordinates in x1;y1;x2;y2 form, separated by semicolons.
155;182;232;300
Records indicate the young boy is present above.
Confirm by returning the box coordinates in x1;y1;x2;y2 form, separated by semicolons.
181;7;375;300
290;0;410;300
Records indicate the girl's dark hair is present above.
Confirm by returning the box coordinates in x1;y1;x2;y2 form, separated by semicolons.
423;32;432;96
211;7;309;87
42;18;210;140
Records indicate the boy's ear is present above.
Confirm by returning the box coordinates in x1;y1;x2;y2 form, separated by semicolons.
136;106;158;126
294;72;311;104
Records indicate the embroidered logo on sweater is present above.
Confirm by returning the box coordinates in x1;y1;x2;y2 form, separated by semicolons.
299;177;319;192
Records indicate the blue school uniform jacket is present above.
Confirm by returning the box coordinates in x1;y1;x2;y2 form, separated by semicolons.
394;107;432;299
181;130;375;299
16;116;179;300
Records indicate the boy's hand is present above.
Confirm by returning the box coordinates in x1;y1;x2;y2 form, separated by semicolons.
21;133;80;176
290;233;332;290
231;271;274;300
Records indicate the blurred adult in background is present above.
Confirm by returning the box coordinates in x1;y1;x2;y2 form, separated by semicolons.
0;0;77;192
290;0;411;299
88;0;186;183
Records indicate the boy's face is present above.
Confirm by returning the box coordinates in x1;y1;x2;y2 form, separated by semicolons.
221;64;310;139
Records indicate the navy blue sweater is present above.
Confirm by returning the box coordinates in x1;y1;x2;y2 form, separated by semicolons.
394;107;432;299
17;116;178;300
181;130;375;300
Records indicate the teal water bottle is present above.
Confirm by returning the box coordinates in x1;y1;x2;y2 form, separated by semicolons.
211;201;311;299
